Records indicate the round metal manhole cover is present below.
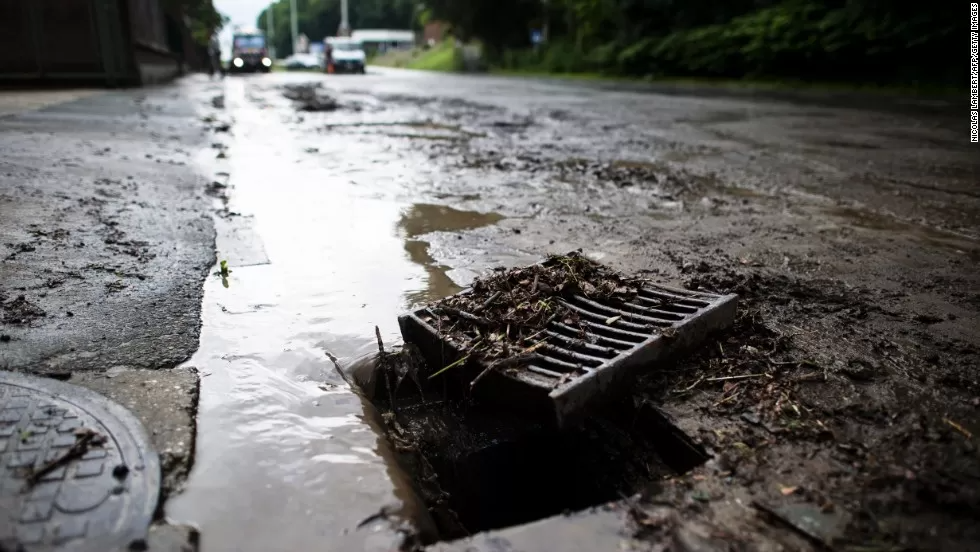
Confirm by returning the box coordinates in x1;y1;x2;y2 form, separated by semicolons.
0;371;160;551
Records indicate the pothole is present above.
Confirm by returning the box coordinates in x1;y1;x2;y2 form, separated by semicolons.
369;360;709;543
357;254;731;544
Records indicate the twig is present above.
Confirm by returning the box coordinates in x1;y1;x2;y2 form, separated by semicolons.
469;344;543;391
713;387;742;407
945;418;973;439
356;505;395;530
432;307;491;327
429;355;470;380
428;339;484;380
674;376;704;394
376;325;395;410
706;373;766;382
375;325;385;354
522;313;559;345
473;291;501;314
26;430;103;487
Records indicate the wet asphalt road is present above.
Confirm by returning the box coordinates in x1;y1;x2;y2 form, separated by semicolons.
170;69;977;551
2;68;978;551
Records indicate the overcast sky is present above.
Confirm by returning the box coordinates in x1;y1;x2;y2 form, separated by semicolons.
216;0;268;29
215;0;270;56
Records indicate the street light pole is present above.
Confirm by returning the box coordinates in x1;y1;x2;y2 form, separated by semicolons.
542;0;549;44
266;3;276;59
289;0;298;54
339;0;350;37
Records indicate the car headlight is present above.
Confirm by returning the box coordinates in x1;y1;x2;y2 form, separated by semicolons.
233;58;244;68
261;57;272;67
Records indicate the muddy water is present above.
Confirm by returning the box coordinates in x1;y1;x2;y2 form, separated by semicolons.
166;77;504;550
399;204;505;305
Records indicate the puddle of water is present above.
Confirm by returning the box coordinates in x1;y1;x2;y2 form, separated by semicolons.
432;192;482;201
398;204;505;305
166;77;507;550
381;132;464;141
398;203;505;239
825;206;980;260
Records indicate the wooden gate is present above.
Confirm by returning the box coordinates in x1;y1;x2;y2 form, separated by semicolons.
0;0;174;85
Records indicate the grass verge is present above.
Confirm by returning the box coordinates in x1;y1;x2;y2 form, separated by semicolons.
370;40;458;72
489;68;961;97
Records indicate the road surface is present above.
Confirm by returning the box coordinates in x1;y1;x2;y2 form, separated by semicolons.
2;69;977;551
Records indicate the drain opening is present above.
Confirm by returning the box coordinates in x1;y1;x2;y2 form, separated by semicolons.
373;377;708;543
370;259;731;542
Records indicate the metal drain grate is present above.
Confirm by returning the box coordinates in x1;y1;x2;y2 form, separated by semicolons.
399;283;737;428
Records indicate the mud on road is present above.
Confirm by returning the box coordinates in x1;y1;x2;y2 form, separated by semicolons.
0;84;219;549
5;70;973;552
270;71;979;551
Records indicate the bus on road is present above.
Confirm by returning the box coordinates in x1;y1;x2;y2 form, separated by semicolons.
230;28;272;74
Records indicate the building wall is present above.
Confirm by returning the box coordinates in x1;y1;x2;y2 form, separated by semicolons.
0;0;183;86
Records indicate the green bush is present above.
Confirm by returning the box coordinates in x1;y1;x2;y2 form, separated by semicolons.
493;40;624;75
408;40;460;71
486;1;960;87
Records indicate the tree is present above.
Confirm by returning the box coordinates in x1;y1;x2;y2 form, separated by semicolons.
257;0;417;58
164;0;226;44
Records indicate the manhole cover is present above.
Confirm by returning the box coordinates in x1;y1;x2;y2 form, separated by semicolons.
401;282;737;428
0;371;159;551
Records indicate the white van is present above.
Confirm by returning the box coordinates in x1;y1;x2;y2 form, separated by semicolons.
325;37;366;74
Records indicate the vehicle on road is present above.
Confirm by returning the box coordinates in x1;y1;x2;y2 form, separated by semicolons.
325;37;366;74
282;53;323;71
230;29;272;74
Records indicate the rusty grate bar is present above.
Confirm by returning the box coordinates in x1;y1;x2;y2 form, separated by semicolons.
399;283;737;428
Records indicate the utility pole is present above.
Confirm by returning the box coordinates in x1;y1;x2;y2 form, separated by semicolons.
289;0;298;54
266;3;276;59
542;0;549;44
338;0;350;37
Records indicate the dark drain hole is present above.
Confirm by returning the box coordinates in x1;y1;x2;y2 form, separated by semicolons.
376;391;709;543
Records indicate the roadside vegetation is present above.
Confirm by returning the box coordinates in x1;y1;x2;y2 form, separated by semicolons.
259;0;958;89
428;0;959;89
371;40;459;71
165;0;226;44
498;2;955;84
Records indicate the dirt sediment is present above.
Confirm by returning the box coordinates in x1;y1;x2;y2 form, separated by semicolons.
318;75;980;551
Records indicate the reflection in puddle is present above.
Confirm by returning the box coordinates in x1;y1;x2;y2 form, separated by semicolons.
398;203;505;239
403;240;463;305
397;204;505;306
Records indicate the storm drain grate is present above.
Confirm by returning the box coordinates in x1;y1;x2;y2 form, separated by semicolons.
399;283;737;428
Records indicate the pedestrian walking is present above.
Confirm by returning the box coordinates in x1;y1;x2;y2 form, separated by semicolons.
325;42;335;74
208;34;224;78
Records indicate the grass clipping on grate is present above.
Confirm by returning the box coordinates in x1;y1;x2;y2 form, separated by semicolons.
425;251;643;382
